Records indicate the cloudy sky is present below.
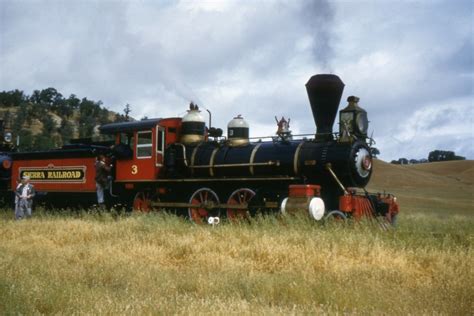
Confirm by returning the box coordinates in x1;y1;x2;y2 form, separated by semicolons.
1;0;472;161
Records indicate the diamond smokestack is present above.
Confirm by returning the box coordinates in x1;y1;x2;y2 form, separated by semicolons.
305;74;345;140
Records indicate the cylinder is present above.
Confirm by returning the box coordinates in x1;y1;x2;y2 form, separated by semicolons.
280;196;325;220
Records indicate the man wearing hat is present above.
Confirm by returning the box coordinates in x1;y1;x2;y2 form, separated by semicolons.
95;154;111;207
15;175;35;220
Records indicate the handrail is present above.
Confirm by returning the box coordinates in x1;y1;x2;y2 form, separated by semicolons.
174;143;189;167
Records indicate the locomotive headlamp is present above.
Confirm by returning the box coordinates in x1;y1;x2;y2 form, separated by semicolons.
4;132;12;143
339;96;369;141
355;111;368;135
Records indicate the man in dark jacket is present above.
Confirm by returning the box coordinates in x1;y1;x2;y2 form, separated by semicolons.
15;176;35;219
95;154;111;206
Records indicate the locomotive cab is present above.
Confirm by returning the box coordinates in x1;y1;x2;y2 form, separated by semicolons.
100;117;182;182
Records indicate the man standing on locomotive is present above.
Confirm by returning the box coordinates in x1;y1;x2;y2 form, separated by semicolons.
95;154;111;207
15;176;35;220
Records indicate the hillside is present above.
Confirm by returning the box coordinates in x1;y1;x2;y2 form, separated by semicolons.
0;106;117;138
0;88;128;151
367;159;474;216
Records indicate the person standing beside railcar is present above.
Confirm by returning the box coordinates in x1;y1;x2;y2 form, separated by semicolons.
95;154;111;207
13;178;21;217
15;176;35;220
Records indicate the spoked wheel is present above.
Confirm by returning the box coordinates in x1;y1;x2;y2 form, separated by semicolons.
133;191;153;212
188;188;220;224
226;188;256;221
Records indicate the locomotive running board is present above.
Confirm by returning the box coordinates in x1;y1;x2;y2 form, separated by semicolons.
151;202;247;209
115;176;299;183
187;161;280;169
150;201;279;209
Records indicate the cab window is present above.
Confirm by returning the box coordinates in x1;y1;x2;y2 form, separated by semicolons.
119;133;134;146
137;131;152;158
157;128;165;153
113;133;134;159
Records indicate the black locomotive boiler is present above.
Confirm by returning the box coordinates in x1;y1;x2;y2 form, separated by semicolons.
160;75;373;215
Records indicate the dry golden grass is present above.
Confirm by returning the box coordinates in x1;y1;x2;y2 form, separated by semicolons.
1;212;472;314
1;160;473;314
368;159;474;216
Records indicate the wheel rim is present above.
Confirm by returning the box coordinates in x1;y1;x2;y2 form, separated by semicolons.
133;191;151;212
227;188;255;221
324;210;347;222
188;188;220;224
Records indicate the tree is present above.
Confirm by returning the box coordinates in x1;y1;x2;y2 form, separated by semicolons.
59;120;75;144
2;110;12;128
98;108;110;125
30;103;48;120
56;103;74;118
67;94;80;109
124;104;131;121
398;158;408;165
34;134;55;150
41;114;57;134
17;130;34;151
2;87;123;150
0;89;25;107
114;113;128;122
79;116;96;138
12;104;29;134
428;150;465;162
30;90;41;104
29;113;58;150
79;98;96;117
38;87;62;106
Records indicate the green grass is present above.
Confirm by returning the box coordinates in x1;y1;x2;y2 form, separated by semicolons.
0;208;473;314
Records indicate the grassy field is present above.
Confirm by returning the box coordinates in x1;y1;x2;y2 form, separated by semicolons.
0;160;473;314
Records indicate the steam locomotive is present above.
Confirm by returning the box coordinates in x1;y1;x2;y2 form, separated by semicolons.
8;74;399;223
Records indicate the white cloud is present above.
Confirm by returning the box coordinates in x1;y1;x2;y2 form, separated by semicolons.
0;0;472;160
376;96;473;160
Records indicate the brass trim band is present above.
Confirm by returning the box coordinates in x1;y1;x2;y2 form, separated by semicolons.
209;147;219;177
249;143;262;175
293;141;305;175
190;143;203;176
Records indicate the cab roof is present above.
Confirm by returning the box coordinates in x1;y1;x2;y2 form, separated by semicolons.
99;118;162;134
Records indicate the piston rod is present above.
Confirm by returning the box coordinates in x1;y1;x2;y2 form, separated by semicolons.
325;163;349;195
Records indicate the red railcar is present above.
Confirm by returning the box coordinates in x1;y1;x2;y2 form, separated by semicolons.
11;146;111;206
